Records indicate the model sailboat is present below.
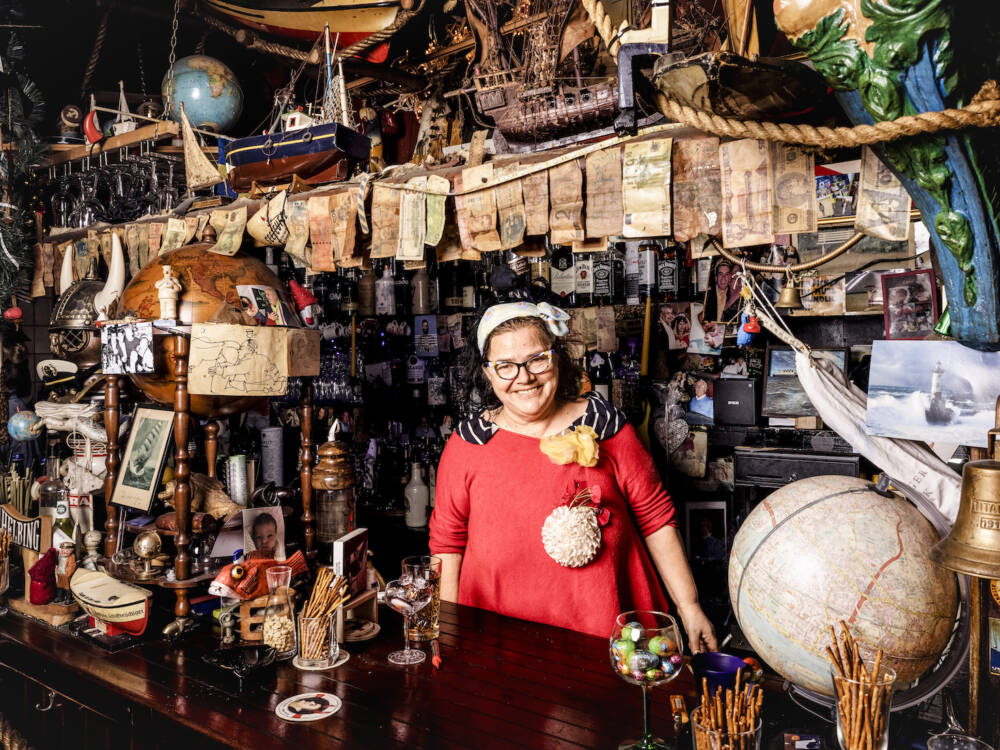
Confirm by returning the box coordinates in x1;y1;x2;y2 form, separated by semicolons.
224;25;370;192
111;81;137;136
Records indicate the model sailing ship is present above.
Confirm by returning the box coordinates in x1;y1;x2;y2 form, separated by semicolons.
224;26;371;192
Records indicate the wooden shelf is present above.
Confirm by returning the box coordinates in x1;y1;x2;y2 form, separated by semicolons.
42;121;179;168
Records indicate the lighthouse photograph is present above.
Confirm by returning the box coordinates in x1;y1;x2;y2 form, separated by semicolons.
866;340;1000;448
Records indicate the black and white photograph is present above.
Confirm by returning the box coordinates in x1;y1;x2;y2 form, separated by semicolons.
763;346;847;418
100;321;154;374
866;340;1000;448
685;501;728;563
113;407;175;511
242;506;286;561
881;269;938;340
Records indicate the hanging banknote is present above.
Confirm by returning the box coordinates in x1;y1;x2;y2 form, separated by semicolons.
398;176;428;260
622;138;672;238
208;206;248;257
160;218;187;254
672;137;721;242
586;147;623;238
770;143;817;234
424;174;451;247
283;200;310;266
147;221;164;261
855;146;912;241
330;190;357;261
370;183;402;258
549;160;585;244
495;165;526;250
720;139;774;248
462;163;501;251
308;195;334;270
523;169;549;235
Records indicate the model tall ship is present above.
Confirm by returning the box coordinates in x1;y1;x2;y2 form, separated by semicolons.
224;26;371;192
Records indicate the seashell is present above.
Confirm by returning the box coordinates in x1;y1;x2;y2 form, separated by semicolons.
541;505;602;568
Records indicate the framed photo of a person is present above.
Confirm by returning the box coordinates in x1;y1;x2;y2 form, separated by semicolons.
112;407;175;512
881;269;938;340
242;507;286;561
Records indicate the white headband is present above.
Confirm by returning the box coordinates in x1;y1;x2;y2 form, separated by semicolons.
477;301;571;354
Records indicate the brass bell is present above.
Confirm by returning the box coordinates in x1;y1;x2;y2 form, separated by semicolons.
775;281;803;310
929;459;1000;578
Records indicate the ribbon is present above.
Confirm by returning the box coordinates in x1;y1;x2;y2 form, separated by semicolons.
477;300;571;353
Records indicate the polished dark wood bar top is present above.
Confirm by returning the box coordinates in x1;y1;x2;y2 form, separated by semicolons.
0;602;695;749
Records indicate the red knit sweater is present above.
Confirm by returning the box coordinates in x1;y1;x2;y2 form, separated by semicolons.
429;400;676;639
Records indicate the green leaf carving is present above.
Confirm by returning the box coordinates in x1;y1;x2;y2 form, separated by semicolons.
791;9;867;91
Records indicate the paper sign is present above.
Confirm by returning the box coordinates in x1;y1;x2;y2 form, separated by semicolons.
549;160;585;244
123;225;140;276
452;173;474;252
586;147;623;238
74;237;89;279
596;305;617;352
184;215;200;245
720;138;774;248
623;138;672;238
189;324;291;397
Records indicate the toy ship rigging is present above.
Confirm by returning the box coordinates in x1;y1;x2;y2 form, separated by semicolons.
224;26;370;192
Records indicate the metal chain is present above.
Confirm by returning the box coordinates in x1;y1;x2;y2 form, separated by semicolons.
163;0;180;118
137;39;147;96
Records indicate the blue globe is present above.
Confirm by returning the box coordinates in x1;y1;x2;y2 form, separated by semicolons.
7;411;40;442
161;55;243;134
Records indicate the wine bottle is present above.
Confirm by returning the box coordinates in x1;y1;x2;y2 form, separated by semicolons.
550;245;576;305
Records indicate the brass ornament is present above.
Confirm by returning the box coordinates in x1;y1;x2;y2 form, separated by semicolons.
929;459;1000;579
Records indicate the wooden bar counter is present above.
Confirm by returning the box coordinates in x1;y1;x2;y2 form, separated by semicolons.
0;602;693;749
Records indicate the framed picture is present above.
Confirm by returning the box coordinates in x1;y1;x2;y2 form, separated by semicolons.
112;407;175;512
762;345;847;418
242;507;286;561
685;500;728;563
881;269;938;340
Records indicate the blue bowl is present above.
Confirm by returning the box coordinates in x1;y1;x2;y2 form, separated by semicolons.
692;652;747;696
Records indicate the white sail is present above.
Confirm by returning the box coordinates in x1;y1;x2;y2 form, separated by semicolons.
112;81;137;136
180;102;224;191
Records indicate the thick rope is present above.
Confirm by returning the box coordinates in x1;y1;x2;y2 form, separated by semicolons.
580;0;624;57
656;79;1000;147
80;6;111;101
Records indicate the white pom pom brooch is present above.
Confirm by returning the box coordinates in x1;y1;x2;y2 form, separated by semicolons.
540;484;611;568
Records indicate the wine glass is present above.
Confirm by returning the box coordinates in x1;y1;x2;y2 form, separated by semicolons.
383;575;433;665
609;610;684;750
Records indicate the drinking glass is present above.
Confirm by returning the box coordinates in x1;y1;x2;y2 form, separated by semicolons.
831;662;896;750
297;612;339;669
383;576;432;665
401;555;441;641
691;708;761;750
610;610;684;750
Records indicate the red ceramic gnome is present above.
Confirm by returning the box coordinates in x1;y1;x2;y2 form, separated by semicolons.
28;548;58;605
288;280;320;328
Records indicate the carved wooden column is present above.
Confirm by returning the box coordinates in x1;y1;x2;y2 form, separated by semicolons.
171;333;192;625
103;374;120;557
300;378;315;555
204;420;219;479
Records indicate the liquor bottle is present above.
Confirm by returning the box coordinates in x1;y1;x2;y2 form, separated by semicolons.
575;253;595;307
507;250;529;278
624;243;640;305
593;250;614;305
411;267;431;315
611;243;626;305
394;262;412;316
530;255;551;286
476;261;495;307
460;262;477;311
588;351;613;401
550;245;575;305
38;442;64;519
638;241;658;299
340;269;358;314
311;273;331;318
404;461;429;528
375;265;396;315
657;242;681;301
441;262;463;313
51;476;76;547
427;263;440;313
358;267;376;315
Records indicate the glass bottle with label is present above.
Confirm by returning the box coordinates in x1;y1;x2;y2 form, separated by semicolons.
404;462;429;528
638;241;658;299
411;267;431;314
50;477;76;547
375;265;396;315
575;253;595;307
550;245;576;305
624;243;641;305
358;267;376;316
441;261;463;313
340;269;358;315
393;261;411;316
657;242;684;301
593;250;614;306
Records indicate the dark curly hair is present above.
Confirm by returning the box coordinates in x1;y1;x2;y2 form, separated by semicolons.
457;306;582;416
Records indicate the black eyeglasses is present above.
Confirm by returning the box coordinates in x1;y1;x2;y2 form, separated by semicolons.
484;349;555;380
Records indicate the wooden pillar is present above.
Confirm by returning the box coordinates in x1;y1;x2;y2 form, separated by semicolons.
300;379;315;555
171;334;192;622
204;421;219;479
103;374;120;557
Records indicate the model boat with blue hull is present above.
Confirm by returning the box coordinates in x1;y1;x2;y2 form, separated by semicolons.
225;120;370;192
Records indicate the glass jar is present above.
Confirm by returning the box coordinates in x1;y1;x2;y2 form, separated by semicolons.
262;566;296;659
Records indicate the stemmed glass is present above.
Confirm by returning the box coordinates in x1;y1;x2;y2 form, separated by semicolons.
383;575;433;665
609;610;684;750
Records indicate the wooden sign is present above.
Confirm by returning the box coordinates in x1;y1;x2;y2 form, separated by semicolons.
0;504;50;552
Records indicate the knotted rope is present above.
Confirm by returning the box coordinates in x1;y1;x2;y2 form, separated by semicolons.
80;5;111;100
656;80;1000;147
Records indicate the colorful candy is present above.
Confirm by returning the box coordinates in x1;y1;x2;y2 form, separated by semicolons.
629;650;660;673
621;621;644;642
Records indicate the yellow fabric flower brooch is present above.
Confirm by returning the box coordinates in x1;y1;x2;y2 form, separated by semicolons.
539;425;600;467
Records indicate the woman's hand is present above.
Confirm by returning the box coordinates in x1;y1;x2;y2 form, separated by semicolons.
676;602;718;654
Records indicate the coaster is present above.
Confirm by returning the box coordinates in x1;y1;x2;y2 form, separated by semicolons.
275;692;342;722
292;651;350;671
344;619;380;642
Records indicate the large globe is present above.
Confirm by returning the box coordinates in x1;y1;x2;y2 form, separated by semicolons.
729;476;958;697
161;55;243;133
117;243;299;417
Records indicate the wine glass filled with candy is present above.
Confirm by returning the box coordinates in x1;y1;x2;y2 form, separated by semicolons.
610;610;684;750
383;575;433;665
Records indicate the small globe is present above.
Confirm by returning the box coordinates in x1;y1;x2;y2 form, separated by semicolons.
118;243;300;417
729;476;958;697
133;530;162;560
161;55;243;133
6;410;40;441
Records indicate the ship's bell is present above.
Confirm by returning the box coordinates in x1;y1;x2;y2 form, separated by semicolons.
929;459;1000;578
775;281;802;310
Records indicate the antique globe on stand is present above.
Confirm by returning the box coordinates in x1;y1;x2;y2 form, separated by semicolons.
729;475;967;709
161;55;243;133
117;243;300;417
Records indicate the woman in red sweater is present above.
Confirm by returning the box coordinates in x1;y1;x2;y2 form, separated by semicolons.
429;301;717;649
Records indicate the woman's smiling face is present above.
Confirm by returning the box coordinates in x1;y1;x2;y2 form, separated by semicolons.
484;324;559;423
